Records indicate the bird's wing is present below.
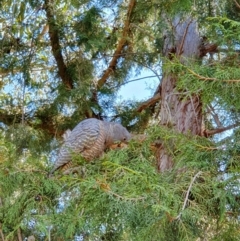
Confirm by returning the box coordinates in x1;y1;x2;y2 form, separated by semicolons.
50;119;105;174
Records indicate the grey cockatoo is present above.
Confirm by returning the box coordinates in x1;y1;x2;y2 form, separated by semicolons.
49;118;131;175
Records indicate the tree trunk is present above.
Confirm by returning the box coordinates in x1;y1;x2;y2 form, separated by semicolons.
157;17;203;171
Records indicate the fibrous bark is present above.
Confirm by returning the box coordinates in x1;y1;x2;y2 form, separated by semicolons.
157;17;203;172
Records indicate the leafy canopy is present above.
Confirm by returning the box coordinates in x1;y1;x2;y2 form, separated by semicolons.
1;0;240;240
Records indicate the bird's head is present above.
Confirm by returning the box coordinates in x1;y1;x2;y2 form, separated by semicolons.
104;121;131;147
111;123;131;143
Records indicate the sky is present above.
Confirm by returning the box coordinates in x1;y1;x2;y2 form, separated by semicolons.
118;69;159;101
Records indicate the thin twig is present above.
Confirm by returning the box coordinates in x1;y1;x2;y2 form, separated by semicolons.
207;104;222;128
187;67;240;82
175;171;202;220
189;94;199;128
114;75;161;89
135;60;162;83
187;68;217;81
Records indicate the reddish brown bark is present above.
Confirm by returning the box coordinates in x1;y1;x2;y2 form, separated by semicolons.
156;17;203;172
44;0;74;90
97;0;136;89
136;93;161;113
90;0;136;117
159;75;202;135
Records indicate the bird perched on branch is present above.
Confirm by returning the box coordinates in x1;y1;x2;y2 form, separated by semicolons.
49;118;131;175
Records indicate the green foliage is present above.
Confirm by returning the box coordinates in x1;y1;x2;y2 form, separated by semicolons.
1;125;240;240
75;6;107;52
208;17;240;45
1;0;240;240
225;0;240;21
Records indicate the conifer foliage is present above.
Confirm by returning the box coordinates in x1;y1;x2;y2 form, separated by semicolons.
1;0;240;240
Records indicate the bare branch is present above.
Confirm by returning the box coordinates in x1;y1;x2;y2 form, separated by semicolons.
175;171;202;220
207;105;222;128
115;75;161;89
136;93;161;112
199;43;218;57
97;0;136;89
205;122;240;136
44;0;73;90
133;59;162;84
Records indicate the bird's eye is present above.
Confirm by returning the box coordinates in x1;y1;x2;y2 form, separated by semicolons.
123;137;126;141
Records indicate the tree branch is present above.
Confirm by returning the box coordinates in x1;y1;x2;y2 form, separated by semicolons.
175;171;202;220
207;104;222;128
204;122;240;136
234;0;240;9
0;109;65;138
114;75;161;89
136;93;161;112
0;228;5;241
97;0;136;89
199;43;218;57
17;228;23;241
44;0;73;90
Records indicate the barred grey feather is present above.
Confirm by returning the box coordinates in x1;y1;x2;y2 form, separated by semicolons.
50;118;131;174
